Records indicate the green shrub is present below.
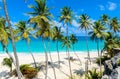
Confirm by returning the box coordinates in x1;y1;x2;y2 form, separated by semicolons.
96;55;110;65
2;57;12;73
12;64;38;79
85;69;102;79
117;59;120;66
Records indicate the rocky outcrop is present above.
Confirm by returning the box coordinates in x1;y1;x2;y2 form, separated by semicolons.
102;49;120;79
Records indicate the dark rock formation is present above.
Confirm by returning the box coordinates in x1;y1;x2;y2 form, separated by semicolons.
102;48;120;79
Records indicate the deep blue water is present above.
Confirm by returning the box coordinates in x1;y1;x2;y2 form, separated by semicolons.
0;36;104;53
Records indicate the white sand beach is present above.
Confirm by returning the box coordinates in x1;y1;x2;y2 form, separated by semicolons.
0;52;100;79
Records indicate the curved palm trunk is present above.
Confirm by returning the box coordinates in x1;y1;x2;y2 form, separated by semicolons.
42;38;48;79
66;24;73;78
48;41;57;79
96;39;102;76
5;47;16;65
3;0;23;78
5;47;13;74
27;43;37;68
56;40;60;67
72;44;82;65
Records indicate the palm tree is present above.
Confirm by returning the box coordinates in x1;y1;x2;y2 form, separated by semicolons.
89;20;109;76
101;14;109;24
79;14;92;59
46;28;57;79
28;0;52;79
2;0;23;78
62;36;71;50
70;34;82;65
51;26;63;67
79;14;92;73
28;0;52;28
0;17;18;67
60;6;73;78
15;21;37;68
103;32;120;57
109;17;120;33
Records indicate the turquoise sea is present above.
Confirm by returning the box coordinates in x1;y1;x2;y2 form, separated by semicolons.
0;36;104;53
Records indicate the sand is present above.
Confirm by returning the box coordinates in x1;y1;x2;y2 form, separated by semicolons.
0;52;100;79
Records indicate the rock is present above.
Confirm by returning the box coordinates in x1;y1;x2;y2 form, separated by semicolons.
102;75;109;79
102;52;120;79
111;69;118;79
104;60;113;75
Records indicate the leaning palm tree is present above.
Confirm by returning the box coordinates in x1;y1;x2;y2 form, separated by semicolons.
28;0;52;79
2;0;23;78
15;21;37;68
79;14;92;61
0;17;17;67
89;20;109;76
70;34;82;65
60;6;73;78
51;26;63;67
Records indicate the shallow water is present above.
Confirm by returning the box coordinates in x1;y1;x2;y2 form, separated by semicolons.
0;36;104;53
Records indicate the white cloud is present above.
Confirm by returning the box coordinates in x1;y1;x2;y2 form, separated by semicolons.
52;20;62;27
10;21;17;29
108;2;117;11
99;5;105;10
99;2;117;11
11;21;17;26
23;13;33;18
90;19;96;23
50;20;66;33
72;20;80;27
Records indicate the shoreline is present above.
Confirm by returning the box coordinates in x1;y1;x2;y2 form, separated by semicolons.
0;52;99;79
0;50;98;55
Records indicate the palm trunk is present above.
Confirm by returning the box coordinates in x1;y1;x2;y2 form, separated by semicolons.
56;40;60;67
48;41;57;79
66;23;73;78
72;44;82;65
3;0;23;78
5;47;16;66
96;39;99;57
96;39;102;76
5;47;13;74
42;38;48;79
85;30;90;60
85;29;90;73
27;42;37;68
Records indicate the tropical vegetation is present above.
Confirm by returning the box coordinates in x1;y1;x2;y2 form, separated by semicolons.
0;0;120;79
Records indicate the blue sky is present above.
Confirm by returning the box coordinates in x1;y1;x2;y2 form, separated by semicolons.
0;0;120;36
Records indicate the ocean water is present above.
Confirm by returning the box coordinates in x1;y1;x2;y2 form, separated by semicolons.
0;36;104;53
